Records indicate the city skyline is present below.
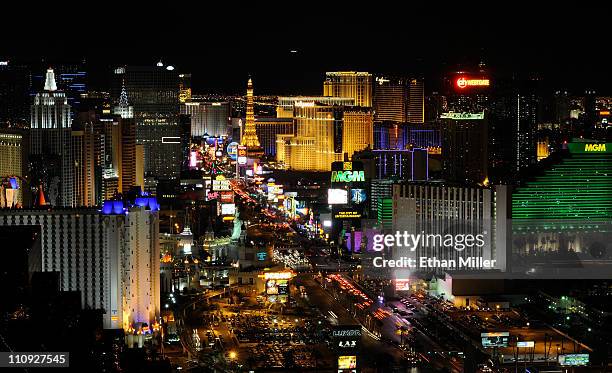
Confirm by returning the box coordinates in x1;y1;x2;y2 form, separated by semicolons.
0;6;610;372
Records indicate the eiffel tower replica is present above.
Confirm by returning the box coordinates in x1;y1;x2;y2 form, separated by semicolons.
241;77;264;158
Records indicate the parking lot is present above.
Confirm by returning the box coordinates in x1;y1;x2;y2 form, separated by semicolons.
445;304;590;362
199;292;338;370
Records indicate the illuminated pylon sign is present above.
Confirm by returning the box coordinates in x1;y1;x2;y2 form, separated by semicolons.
237;146;248;165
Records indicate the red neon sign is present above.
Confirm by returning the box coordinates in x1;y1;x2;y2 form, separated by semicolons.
456;77;490;89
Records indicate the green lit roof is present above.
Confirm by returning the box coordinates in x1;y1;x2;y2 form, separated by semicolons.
512;148;612;221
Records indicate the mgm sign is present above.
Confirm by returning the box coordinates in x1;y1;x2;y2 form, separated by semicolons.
331;161;365;183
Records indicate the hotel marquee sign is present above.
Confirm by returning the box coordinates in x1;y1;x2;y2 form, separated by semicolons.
584;143;606;152
440;112;485;120
456;77;490;88
567;142;611;154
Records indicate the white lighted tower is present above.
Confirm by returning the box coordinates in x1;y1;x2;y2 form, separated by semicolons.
30;68;74;207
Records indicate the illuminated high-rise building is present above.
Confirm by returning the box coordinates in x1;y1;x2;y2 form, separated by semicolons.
276;98;372;171
30;63;87;119
440;111;488;184
324;71;372;107
72;128;96;206
113;85;133;119
536;140;549;161
180;98;230;138
516;90;539;171
0;194;161;331
511;142;612;270
407;78;425;123
112;64;181;180
77;89;145;204
0;129;27;207
342;109;374;158
178;73;192;103
393;183;508;273
112;86;144;193
30;68;74;207
287;102;341;170
445;71;491;113
255;117;293;155
241;78;264;156
373;76;407;123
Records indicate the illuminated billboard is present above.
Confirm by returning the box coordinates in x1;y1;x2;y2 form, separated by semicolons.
226;142;239;160
440;112;485;120
263;271;293;280
334;210;362;219
481;332;509;347
220;191;234;203
332;326;362;350
395;279;410;291
212;179;231;191
266;278;289;301
331;170;365;183
516;341;534;348
350;189;367;204
328;189;348;204
338;355;357;369
567;142;610;153
189;151;197;168
221;203;236;215
558;354;589;366
267;183;284;202
237;145;247;165
266;279;281;295
456;77;490;89
331;161;366;184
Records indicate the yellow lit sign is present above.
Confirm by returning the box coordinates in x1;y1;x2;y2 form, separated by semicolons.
338;356;357;369
334;210;362;219
262;271;294;280
585;143;606;152
427;146;442;155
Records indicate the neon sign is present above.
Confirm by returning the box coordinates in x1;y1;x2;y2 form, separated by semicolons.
440;112;485;120
456;77;490;89
262;271;293;280
331;170;365;183
585;143;606;152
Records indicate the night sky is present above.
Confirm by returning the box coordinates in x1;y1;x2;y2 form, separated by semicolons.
2;4;610;95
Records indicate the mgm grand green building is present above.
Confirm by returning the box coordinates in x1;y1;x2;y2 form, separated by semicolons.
510;141;612;278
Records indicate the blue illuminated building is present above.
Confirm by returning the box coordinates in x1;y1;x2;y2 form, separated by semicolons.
373;148;428;180
101;189;160;215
